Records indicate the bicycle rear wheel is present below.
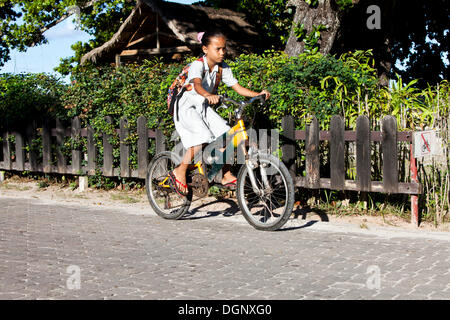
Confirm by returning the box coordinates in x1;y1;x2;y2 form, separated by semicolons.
236;153;295;231
145;151;191;219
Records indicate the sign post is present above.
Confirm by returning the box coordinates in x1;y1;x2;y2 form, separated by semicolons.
410;141;419;227
411;130;442;227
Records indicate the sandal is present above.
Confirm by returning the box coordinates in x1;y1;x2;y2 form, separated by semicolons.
219;179;237;191
168;171;188;197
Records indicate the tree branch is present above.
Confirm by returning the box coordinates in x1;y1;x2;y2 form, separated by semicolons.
38;0;102;35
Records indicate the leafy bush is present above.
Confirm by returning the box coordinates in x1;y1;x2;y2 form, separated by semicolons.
223;50;380;129
63;58;184;129
0;73;67;130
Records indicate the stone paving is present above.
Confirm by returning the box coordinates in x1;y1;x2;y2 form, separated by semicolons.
0;196;449;300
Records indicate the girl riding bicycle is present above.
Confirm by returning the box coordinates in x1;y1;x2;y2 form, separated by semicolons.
170;30;270;196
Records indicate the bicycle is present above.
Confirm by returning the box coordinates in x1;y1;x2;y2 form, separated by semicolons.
145;94;295;231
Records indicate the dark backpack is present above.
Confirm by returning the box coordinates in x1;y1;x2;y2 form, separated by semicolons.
167;57;223;119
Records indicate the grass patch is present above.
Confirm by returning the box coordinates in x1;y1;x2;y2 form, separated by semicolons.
110;193;139;203
0;183;32;191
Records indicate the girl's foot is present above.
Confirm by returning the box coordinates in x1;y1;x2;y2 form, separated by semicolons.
169;168;188;196
221;172;237;190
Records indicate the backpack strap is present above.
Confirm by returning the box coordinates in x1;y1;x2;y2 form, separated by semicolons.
175;86;187;122
213;63;223;94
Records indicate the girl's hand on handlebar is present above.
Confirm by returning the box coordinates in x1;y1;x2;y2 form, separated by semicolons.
205;94;221;105
259;90;271;100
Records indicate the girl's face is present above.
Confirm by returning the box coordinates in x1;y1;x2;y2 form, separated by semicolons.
202;36;227;64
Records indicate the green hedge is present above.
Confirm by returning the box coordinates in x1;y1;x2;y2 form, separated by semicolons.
0;73;67;131
3;50;447;134
63;50;383;134
62;58;181;138
224;50;380;128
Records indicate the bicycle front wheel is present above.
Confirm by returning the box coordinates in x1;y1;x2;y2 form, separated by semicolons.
236;153;295;231
145;151;191;220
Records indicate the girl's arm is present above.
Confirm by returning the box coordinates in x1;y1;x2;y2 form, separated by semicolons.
193;79;271;104
193;78;221;105
231;83;271;100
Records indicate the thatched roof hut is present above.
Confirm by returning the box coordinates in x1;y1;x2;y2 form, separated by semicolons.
81;0;262;66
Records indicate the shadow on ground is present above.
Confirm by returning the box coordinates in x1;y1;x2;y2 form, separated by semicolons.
181;198;240;220
180;198;331;232
276;205;330;231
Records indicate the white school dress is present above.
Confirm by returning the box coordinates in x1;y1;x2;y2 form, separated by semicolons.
174;56;238;149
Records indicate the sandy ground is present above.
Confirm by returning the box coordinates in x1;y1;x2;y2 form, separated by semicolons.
0;175;448;233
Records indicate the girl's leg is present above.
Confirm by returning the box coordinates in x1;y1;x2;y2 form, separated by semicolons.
220;145;237;185
222;164;237;185
172;144;203;193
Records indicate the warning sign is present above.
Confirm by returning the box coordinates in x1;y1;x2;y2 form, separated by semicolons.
414;130;441;158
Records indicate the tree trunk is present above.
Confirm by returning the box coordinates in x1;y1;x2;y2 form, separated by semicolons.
285;0;393;86
285;0;342;56
331;0;393;86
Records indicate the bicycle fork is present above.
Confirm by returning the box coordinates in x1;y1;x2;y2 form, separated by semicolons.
246;146;271;196
230;120;269;195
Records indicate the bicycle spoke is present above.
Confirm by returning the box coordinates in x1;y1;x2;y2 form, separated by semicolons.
267;195;282;210
146;152;190;220
238;155;294;230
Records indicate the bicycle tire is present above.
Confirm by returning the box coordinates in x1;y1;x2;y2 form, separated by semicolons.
145;151;191;220
236;153;295;231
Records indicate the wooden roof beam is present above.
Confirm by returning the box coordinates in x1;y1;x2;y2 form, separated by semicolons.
126;31;178;48
120;46;191;56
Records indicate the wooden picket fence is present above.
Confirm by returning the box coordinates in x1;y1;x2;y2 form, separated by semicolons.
280;115;421;195
0;116;167;179
0;114;422;222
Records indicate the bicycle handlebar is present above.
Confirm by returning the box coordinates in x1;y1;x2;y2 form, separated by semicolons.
220;94;266;107
218;94;266;119
249;94;267;105
202;94;266;119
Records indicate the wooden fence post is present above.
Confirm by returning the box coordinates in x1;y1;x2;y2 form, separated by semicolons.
87;125;97;175
137;116;149;179
305;116;320;189
14;131;25;171
356;115;371;192
56;119;66;174
71;117;82;174
281;115;296;182
103;116;114;177
382;116;399;193
26;121;38;172
120;117;130;178
2;131;11;170
42;118;51;173
154;128;168;181
155;128;166;155
330;115;345;190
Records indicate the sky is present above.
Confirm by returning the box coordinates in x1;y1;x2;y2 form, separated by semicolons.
1;0;446;83
0;0;197;82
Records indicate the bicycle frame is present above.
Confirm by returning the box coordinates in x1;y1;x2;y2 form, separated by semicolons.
192;95;266;194
157;118;250;190
202;118;249;183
